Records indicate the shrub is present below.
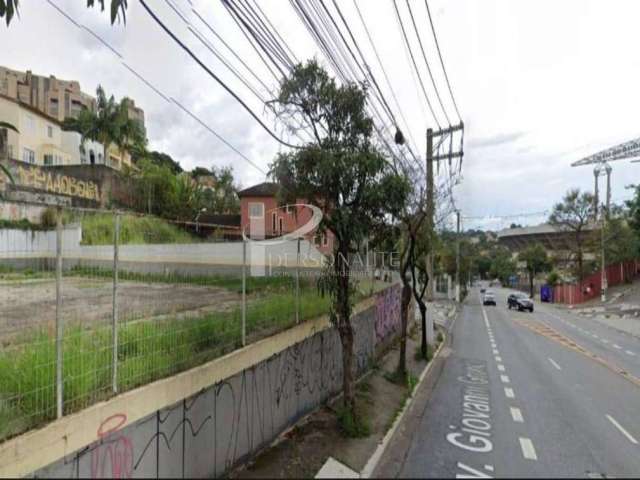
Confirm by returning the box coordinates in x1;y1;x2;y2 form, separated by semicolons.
336;405;370;438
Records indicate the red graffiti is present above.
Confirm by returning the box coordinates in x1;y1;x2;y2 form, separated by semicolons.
91;414;133;479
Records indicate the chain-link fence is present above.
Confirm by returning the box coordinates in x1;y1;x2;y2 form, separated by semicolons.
0;207;392;442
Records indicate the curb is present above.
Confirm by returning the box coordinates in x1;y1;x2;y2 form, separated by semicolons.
359;308;457;478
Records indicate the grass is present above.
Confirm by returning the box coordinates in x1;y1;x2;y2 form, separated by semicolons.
414;344;433;362
80;213;197;245
0;282;330;442
335;405;371;438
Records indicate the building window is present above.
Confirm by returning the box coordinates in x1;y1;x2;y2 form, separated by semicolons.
249;202;264;219
286;205;295;214
25;115;35;134
47;125;53;138
323;233;328;246
43;154;54;166
314;233;322;246
272;212;277;232
279;217;284;234
22;148;35;164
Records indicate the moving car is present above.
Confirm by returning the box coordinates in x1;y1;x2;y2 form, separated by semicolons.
508;293;534;312
483;291;496;306
480;288;486;293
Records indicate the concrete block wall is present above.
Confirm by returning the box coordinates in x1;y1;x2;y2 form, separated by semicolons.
18;284;404;479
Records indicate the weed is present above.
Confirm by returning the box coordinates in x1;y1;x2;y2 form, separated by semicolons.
437;331;444;343
413;345;432;362
335;406;370;438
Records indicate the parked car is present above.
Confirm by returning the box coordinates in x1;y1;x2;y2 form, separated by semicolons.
483;291;496;306
508;293;534;312
480;288;486;293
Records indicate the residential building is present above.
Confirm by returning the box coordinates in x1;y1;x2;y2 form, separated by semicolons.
0;95;131;169
0;66;145;131
238;182;334;254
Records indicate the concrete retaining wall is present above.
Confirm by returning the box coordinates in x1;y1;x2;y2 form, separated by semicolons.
0;284;405;479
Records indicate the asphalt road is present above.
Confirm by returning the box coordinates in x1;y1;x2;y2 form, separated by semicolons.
392;286;640;478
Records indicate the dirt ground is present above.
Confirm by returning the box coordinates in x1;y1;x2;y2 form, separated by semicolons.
229;327;434;479
0;276;242;338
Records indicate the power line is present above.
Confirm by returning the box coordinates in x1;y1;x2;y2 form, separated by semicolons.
404;0;450;125
391;0;441;129
138;0;301;149
424;0;462;122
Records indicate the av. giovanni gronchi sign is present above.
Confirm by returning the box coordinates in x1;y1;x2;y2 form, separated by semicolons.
15;165;101;202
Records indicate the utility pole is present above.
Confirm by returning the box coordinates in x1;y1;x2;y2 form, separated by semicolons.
425;122;464;301
455;210;461;303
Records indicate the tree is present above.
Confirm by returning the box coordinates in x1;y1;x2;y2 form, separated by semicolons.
548;189;595;281
488;247;516;284
1;0;128;26
270;60;409;424
62;86;145;167
518;243;550;297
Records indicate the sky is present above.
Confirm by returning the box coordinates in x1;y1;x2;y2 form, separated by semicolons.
2;0;640;231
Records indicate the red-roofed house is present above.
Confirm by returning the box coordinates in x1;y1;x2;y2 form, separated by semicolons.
238;182;334;254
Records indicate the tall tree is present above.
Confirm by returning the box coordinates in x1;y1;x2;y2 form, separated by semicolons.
62;85;145;167
1;1;128;26
548;189;595;281
270;60;409;423
518;243;550;297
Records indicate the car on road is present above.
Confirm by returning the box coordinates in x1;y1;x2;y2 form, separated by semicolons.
508;292;534;312
480;287;486;293
482;291;496;306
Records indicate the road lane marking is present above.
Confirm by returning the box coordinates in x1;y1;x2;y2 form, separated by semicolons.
500;375;510;383
510;407;523;423
626;350;636;356
504;387;514;398
492;349;499;354
606;415;639;445
495;356;502;362
548;358;562;370
519;437;538;460
497;364;505;372
592;334;599;339
602;339;609;344
613;344;622;349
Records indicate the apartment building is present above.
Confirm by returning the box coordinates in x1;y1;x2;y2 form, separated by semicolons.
0;66;145;130
0;95;131;169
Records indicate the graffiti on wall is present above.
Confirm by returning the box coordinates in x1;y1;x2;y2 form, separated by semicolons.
15;165;101;201
36;307;380;479
374;284;402;344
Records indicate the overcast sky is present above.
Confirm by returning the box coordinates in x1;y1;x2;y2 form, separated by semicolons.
2;0;640;231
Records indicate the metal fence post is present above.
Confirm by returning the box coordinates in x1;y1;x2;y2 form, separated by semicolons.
111;213;120;393
55;207;63;419
242;237;247;347
296;237;300;324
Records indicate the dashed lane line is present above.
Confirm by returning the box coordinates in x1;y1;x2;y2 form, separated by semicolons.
613;344;622;350
519;437;538;460
495;356;502;362
510;407;523;423
504;387;515;398
606;414;639;445
626;350;636;356
500;375;510;384
497;364;505;372
492;349;499;354
548;358;562;371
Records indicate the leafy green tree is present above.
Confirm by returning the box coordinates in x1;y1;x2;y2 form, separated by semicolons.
489;247;517;284
62;85;145;167
549;188;595;281
270;60;409;422
518;243;550;297
1;0;128;26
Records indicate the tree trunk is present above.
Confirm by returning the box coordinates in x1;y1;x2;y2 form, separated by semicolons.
397;281;411;376
419;302;427;358
335;244;356;418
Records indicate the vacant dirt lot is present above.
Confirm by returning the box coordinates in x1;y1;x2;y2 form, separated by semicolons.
0;276;242;338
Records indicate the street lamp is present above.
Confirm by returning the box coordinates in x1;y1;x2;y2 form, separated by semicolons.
195;207;207;234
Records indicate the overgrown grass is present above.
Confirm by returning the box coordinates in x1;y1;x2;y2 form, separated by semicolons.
414;345;433;362
80;213;197;245
336;405;371;438
0;286;330;442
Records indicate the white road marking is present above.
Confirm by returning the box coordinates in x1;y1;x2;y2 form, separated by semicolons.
602;339;609;344
500;375;510;384
613;344;622;350
548;358;562;370
626;350;636;356
485;465;494;472
592;334;599;339
495;356;502;362
510;407;523;423
504;387;515;398
493;349;499;354
497;364;505;372
519;437;538;460
606;415;639;445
